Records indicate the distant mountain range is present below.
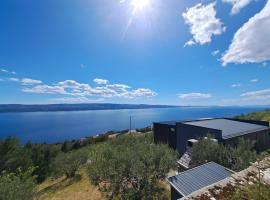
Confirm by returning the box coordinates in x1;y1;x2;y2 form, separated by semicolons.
0;103;181;112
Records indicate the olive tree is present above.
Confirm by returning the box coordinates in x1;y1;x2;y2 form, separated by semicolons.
87;133;178;199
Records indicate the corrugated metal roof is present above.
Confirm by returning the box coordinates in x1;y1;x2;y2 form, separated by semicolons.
167;162;233;197
184;119;269;139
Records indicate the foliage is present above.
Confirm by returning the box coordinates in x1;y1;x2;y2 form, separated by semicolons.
236;109;270;122
136;126;152;133
192;137;257;171
27;143;61;182
87;133;178;200
0;137;33;173
0;168;36;200
51;149;88;178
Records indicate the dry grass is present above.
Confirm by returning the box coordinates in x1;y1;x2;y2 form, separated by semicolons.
36;170;104;200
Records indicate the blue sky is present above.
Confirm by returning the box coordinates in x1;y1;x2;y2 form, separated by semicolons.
0;0;270;106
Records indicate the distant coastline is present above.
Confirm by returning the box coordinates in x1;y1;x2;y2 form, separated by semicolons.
0;103;183;113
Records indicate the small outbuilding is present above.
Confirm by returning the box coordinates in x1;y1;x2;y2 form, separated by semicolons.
167;162;233;200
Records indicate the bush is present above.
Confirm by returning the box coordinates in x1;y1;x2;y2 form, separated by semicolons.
87;133;178;199
0;168;36;200
51;149;88;178
192;137;257;171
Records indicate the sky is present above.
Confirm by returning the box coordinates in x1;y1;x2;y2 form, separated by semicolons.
0;0;270;106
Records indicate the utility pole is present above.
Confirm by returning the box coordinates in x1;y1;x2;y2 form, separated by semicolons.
129;116;132;133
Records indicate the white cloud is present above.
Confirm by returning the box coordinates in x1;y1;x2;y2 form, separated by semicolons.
22;79;157;99
0;68;16;74
182;2;226;45
21;78;42;85
250;79;258;83
231;83;242;88
211;50;220;56
93;78;109;85
8;77;20;82
241;89;270;99
222;0;254;15
222;0;270;66
22;85;66;94
178;92;212;99
184;40;195;47
0;69;8;73
122;88;158;99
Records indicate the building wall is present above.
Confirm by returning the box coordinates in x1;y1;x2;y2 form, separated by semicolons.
153;123;177;149
171;186;182;200
224;129;270;152
176;123;222;156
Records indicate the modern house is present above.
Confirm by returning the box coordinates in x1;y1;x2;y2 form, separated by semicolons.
154;118;270;156
167;162;233;200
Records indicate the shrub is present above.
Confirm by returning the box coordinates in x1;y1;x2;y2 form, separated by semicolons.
87;133;178;199
0;168;36;200
51;149;88;178
192;137;257;171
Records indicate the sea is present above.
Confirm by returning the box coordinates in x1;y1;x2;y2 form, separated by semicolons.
0;106;268;143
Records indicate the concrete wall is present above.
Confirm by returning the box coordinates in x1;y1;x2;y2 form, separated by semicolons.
176;123;222;156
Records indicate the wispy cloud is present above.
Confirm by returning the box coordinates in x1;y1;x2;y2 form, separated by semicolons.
241;89;270;99
0;68;16;75
93;78;109;85
250;79;258;83
22;85;66;94
22;79;157;99
222;0;270;66
182;2;226;46
211;50;220;56
231;83;242;88
8;77;20;82
178;92;212;99
21;78;43;85
222;0;254;15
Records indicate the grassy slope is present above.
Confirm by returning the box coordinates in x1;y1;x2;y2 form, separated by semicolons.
236;109;270;122
36;170;104;200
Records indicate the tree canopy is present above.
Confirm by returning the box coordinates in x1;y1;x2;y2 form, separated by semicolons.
87;133;178;200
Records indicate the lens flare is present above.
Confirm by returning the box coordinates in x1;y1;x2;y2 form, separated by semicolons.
131;0;150;10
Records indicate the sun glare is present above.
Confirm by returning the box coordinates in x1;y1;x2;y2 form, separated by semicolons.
131;0;150;10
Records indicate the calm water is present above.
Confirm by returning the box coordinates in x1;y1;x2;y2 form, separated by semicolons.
0;106;268;144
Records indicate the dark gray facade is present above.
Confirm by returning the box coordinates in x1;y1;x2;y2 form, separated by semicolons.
154;118;270;156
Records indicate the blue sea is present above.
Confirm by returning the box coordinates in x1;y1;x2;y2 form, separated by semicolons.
0;106;268;144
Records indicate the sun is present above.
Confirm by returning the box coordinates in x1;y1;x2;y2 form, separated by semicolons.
131;0;150;10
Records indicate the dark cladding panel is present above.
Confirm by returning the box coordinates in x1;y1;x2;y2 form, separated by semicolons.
153;123;177;149
176;123;222;155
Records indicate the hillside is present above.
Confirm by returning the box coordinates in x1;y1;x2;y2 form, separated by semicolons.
0;103;180;112
36;170;104;200
236;109;270;122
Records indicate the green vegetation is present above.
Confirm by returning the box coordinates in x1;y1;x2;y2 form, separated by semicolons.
192;137;257;171
0;168;36;200
51;149;88;178
88;133;178;200
236;109;270;122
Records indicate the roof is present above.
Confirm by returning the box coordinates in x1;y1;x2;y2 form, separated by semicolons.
167;162;233;197
184;118;269;139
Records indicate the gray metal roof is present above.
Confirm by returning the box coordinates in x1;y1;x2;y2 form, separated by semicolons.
167;162;233;197
184;118;269;139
